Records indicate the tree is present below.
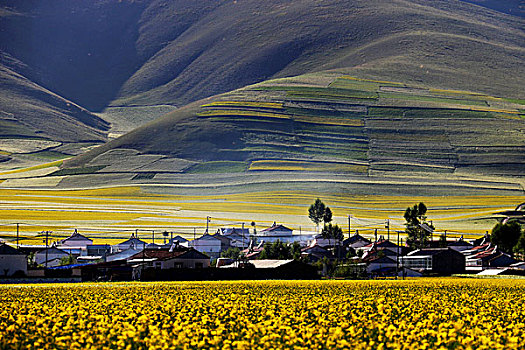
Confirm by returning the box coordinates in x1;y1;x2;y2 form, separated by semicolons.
259;241;291;260
491;222;522;254
513;230;525;259
258;241;303;260
308;198;332;232
59;254;76;266
321;223;344;247
323;207;333;224
221;247;241;259
404;202;433;249
438;234;447;248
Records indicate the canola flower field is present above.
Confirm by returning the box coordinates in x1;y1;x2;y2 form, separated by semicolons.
1;279;525;349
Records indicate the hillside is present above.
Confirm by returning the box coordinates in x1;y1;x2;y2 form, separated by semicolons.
1;0;523;115
0;58;109;170
37;73;522;197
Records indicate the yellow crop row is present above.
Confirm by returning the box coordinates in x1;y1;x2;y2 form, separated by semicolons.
201;101;284;109
0;159;64;176
1;279;525;349
197;110;292;120
198;110;363;127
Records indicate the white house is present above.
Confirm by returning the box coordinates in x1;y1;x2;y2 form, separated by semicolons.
34;247;69;266
59;230;93;248
257;223;296;243
0;243;27;277
188;234;223;258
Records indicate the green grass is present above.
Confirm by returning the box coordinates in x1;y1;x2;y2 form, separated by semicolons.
184;161;249;174
31;151;71;160
48;165;106;176
378;92;488;106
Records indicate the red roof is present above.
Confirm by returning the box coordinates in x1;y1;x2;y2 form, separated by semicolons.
128;247;190;260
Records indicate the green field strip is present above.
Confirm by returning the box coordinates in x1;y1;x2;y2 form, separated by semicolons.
184;161;249;174
285;106;366;119
197;109;292;120
48;165;106;176
201;101;284;109
248;159;369;173
367;107;498;119
370;163;455;173
494;98;525;105
378;92;488;106
29;150;71;160
293;123;364;137
198;108;364;127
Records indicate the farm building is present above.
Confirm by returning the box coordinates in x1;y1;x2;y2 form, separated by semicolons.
401;248;465;275
257;223;294;243
113;235;147;252
0;243;27;277
188;234;224;258
59;230;93;248
34;247;69;266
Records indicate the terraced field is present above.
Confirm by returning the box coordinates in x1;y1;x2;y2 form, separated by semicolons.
0;74;523;243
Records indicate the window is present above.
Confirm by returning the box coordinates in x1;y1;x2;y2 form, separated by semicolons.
174;262;183;269
401;257;432;270
195;262;203;269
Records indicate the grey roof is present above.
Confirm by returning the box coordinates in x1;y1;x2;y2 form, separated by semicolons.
250;259;294;268
407;248;453;256
0;243;25;255
36;247;68;255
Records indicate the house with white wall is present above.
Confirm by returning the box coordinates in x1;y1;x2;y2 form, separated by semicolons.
188;234;223;258
59;230;93;248
34;247;69;266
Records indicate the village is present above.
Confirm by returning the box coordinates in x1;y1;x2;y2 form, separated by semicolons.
1;200;524;282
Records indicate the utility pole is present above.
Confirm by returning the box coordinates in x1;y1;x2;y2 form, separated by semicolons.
401;238;404;280
16;223;19;249
348;215;351;238
44;231;50;269
385;219;390;241
374;229;378;242
396;230;400;280
194;227;196;241
242;222;245;249
152;230;155;244
206;216;210;234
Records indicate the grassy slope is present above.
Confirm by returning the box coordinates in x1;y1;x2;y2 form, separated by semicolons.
1;0;523;114
60;73;525;187
114;0;525;107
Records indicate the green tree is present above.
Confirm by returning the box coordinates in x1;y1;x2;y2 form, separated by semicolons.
323;207;333;224
404;202;433;249
59;254;76;266
438;234;447;248
309;198;333;232
221;247;241;259
259;241;291;260
321;223;344;242
513;230;525;259
491;222;522;254
291;242;302;260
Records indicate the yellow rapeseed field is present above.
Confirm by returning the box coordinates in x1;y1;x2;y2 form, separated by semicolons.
1;279;524;349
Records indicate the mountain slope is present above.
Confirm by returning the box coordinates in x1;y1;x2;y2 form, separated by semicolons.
53;72;525;198
0;55;109;169
115;0;525;106
1;0;523;115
